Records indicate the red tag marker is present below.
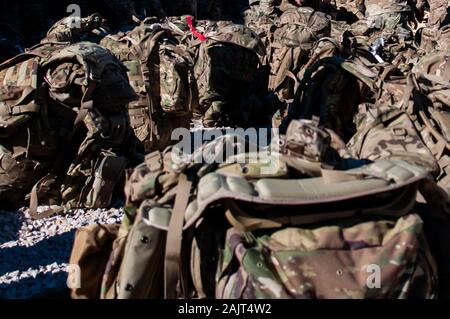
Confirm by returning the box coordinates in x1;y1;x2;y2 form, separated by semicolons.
186;16;207;42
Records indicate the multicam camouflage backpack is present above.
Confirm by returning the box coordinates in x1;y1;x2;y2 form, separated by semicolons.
344;52;450;297
185;19;268;128
70;120;442;299
285;56;378;141
359;0;414;40
101;21;197;153
268;6;331;102
426;0;450;29
42;13;109;44
334;0;366;20
348;104;439;174
351;51;450;190
0;41;137;214
251;0;282;15
193;129;437;299
418;25;450;54
399;52;450;191
243;0;280;50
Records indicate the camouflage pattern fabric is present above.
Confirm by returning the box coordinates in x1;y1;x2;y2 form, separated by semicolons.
286;57;375;141
216;214;436;299
361;0;413;39
184;19;269;127
13;0;450;301
427;0;450;29
278;118;332;162
101;23;196;153
194;41;263;127
42;13;109;44
243;2;278;52
0;41;137;211
268;6;331;101
418;26;450;53
69;118;440;299
349;105;440;173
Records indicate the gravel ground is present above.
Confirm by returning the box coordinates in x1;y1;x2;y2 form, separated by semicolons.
0;207;123;299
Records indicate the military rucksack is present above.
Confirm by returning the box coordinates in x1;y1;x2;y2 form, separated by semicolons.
164;16;270;126
185;18;268;128
400;51;450;192
190;131;437;298
42;13;109;44
0;41;137;214
243;0;280;51
426;0;450;29
417;26;450;54
348;104;439;174
355;52;450;190
69;223;120;299
360;0;414;40
268;6;331;102
343;52;450;297
285;56;378;141
69;119;442;299
100;21;197;153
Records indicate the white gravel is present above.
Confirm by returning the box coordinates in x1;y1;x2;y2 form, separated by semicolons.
0;207;123;299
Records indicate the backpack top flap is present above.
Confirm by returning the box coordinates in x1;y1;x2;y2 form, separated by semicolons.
275;6;331;48
42;42;121;84
182;158;428;229
101;24;170;61
41;42;136;109
0;51;45;132
365;0;412;17
412;52;450;94
174;17;266;56
205;21;266;56
0;42;66;132
43;13;107;43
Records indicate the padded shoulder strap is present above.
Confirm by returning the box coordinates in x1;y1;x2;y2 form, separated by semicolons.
183;159;429;229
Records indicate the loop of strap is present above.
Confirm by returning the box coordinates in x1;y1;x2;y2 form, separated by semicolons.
29;181;64;220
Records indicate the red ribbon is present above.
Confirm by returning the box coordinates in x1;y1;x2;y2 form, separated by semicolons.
186;16;207;42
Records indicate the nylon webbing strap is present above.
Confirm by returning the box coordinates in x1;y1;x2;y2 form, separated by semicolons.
29;182;64;220
73;80;97;127
28;79;97;218
164;173;192;299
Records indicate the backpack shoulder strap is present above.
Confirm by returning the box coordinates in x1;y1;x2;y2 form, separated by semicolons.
183;159;429;229
164;173;192;299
